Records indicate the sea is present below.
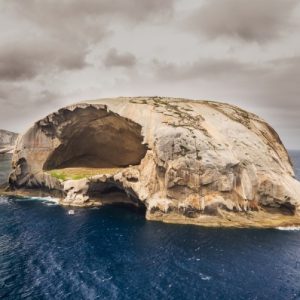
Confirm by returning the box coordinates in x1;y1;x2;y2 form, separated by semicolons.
0;151;300;300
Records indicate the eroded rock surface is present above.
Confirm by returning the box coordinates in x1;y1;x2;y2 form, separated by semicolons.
8;97;300;227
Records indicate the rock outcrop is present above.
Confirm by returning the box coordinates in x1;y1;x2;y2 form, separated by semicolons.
0;129;18;154
8;97;300;227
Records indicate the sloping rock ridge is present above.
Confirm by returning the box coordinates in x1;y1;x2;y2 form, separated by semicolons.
0;129;18;154
8;97;300;227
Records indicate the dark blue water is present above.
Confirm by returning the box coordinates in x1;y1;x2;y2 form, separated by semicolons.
0;152;300;300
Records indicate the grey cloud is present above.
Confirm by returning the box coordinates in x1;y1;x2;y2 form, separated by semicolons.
0;82;61;132
0;39;88;81
104;48;137;68
258;56;300;111
11;0;174;24
151;55;300;148
0;83;58;107
151;56;300;109
152;58;263;81
0;1;299;149
1;0;174;81
185;0;298;43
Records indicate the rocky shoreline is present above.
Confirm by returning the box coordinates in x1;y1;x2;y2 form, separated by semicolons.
2;187;300;229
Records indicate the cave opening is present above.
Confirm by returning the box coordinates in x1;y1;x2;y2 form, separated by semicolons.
43;110;148;171
88;180;147;215
42;108;148;213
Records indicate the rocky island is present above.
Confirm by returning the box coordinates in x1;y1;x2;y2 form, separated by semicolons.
0;129;18;154
7;97;300;227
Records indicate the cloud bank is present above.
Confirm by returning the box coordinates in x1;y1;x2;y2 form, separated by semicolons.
0;0;299;149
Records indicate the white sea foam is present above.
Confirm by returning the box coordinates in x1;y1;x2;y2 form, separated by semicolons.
276;226;300;231
45;202;59;206
199;272;212;281
0;196;9;205
26;196;60;204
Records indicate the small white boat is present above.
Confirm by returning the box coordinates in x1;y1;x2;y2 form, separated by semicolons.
68;209;75;215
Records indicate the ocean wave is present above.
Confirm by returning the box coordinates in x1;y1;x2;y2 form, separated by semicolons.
276;226;300;231
199;272;212;281
15;196;60;205
0;196;9;205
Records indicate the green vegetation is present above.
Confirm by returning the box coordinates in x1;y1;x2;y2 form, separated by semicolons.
50;171;67;181
48;167;123;181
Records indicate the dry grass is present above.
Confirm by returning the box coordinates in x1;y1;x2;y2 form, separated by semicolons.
48;167;123;181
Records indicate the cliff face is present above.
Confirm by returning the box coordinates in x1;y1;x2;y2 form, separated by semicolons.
8;97;300;227
0;129;18;154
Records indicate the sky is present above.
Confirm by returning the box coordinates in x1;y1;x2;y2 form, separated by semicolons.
0;0;299;149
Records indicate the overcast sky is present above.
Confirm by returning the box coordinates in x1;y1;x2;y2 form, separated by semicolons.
0;0;299;149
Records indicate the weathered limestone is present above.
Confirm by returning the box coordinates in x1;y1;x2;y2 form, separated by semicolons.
8;97;300;227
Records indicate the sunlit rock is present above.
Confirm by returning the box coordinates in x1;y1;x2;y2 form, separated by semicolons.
8;97;300;227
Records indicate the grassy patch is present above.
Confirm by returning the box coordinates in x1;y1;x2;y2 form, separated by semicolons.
48;167;123;181
50;171;67;181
